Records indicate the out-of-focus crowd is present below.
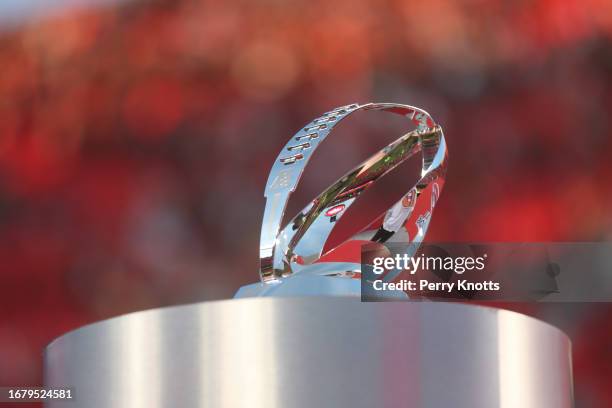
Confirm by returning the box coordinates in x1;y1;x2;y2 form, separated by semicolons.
0;0;611;406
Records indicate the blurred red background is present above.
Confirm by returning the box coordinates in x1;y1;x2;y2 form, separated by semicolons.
0;0;611;406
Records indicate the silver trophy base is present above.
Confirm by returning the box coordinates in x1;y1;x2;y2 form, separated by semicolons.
44;298;573;407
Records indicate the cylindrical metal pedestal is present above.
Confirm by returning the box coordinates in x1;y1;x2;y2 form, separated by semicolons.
44;298;573;407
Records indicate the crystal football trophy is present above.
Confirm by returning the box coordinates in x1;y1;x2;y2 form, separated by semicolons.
43;103;573;408
236;103;447;298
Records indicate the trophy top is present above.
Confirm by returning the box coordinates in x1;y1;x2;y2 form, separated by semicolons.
237;102;447;298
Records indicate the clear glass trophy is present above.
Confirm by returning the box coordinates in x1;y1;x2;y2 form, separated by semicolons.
43;103;573;408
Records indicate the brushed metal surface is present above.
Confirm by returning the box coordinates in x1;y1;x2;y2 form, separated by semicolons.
44;298;573;408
